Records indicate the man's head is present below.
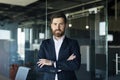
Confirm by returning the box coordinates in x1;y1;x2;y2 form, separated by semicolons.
50;12;67;37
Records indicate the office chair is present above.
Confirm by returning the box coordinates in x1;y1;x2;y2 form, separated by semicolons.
15;66;30;80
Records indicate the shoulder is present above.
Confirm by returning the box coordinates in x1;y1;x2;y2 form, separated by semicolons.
41;39;51;44
65;37;80;49
39;39;51;47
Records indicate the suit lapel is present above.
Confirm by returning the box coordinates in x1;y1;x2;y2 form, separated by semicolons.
58;37;68;60
50;39;56;61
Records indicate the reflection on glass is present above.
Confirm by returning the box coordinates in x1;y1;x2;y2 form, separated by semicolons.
99;22;106;36
0;30;11;40
17;28;25;60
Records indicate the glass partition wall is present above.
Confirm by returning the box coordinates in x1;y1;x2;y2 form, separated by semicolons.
63;1;108;80
0;0;108;80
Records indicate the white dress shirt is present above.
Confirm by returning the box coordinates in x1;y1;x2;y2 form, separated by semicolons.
53;35;65;80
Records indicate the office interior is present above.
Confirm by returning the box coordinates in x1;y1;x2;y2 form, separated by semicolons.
0;0;120;80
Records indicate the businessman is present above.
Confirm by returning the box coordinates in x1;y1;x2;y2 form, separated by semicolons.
36;12;81;80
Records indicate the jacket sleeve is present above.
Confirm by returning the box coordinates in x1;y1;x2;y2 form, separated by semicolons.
35;41;57;73
56;40;81;71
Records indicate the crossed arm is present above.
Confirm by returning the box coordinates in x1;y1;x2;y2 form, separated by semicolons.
36;40;81;73
37;53;76;68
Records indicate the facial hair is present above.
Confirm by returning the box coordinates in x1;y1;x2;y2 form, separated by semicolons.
52;29;65;37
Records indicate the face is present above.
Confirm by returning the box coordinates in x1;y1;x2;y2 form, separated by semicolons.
51;17;66;37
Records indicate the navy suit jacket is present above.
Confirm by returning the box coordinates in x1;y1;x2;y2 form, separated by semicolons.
36;36;81;80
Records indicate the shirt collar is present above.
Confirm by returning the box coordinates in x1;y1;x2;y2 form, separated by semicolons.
53;35;65;42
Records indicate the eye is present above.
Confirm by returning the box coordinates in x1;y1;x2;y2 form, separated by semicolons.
60;23;64;26
53;23;57;25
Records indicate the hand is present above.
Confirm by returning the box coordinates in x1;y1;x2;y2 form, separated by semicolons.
37;59;52;68
67;54;76;61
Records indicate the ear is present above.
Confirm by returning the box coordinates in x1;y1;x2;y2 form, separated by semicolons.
50;23;52;28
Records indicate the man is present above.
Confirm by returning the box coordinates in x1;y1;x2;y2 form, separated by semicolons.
36;12;81;80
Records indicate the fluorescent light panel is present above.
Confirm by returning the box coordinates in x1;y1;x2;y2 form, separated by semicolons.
99;22;106;36
0;0;38;6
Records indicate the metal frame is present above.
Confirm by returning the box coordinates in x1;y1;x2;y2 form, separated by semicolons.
116;53;120;74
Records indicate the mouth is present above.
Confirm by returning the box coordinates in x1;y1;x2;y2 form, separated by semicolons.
56;30;61;32
55;30;61;32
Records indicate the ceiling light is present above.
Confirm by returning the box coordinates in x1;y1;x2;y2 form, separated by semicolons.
69;23;72;27
0;0;38;6
85;25;89;29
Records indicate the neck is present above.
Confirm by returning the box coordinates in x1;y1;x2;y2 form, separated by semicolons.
54;35;65;40
54;36;62;40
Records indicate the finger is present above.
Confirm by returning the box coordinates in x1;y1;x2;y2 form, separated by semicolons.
71;53;76;57
71;54;74;56
40;63;44;68
37;60;41;64
37;60;44;65
73;55;76;59
73;56;76;60
69;55;76;60
37;60;43;64
37;62;42;67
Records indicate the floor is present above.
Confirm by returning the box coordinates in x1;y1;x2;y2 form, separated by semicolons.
108;74;120;80
1;64;120;80
0;75;9;80
76;64;91;80
76;64;120;80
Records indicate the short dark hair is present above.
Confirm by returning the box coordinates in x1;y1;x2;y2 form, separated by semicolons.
50;12;67;23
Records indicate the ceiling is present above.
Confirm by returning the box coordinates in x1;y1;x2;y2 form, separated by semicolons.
0;0;38;6
0;0;119;23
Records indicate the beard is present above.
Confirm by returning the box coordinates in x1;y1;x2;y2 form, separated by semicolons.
52;29;65;37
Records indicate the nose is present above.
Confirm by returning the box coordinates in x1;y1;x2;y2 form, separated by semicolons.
56;24;60;29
